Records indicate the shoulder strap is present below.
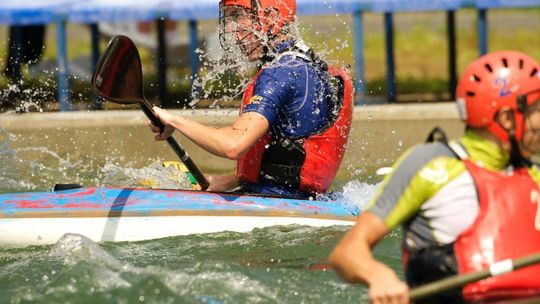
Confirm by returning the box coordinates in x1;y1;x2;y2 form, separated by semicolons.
425;127;469;160
271;40;329;71
448;141;469;160
425;127;448;144
274;50;312;63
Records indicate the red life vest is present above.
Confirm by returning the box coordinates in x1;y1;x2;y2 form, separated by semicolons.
455;160;540;302
236;65;353;194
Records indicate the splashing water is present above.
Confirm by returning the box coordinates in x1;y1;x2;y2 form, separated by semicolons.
188;11;351;110
0;127;193;193
50;234;130;270
99;161;193;189
327;180;378;214
0;131;91;192
189;30;259;109
0;73;57;113
0;224;401;303
315;180;378;217
0;128;30;190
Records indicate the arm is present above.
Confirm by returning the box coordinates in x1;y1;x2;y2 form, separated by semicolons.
149;107;269;160
330;143;457;304
205;174;240;192
330;212;409;304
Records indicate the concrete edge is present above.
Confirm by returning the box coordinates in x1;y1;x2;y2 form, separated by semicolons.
0;102;460;130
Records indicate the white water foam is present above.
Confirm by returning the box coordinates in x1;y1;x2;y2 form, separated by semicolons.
49;233;136;290
320;180;379;215
99;161;193;190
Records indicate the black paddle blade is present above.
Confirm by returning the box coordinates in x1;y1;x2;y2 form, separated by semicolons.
91;35;145;104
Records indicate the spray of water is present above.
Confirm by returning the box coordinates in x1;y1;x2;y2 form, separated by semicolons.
0;127;193;192
189;31;258;109
0;128;35;190
0;68;59;113
0;139;90;191
188;11;350;109
99;161;192;190
317;180;379;215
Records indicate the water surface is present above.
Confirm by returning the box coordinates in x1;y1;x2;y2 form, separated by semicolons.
0;126;404;304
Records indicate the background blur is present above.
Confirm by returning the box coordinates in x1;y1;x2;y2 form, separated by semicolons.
0;7;539;112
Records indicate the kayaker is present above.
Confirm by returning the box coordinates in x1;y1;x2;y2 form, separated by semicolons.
148;0;353;198
330;50;540;304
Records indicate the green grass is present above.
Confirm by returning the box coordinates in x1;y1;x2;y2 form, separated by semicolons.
0;8;539;108
300;8;540;97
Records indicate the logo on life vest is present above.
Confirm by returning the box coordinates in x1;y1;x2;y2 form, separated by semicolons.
419;160;449;184
248;95;262;105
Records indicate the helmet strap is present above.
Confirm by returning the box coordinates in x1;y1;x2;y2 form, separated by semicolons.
509;132;531;168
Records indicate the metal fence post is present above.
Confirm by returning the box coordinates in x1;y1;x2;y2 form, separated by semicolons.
353;10;366;104
447;10;457;100
477;9;488;55
89;23;102;110
157;18;169;107
384;12;396;102
56;19;71;111
189;20;199;84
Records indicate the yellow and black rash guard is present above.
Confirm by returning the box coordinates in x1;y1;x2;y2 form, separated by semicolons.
366;129;540;250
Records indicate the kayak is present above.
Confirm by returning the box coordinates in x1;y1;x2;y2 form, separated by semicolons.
0;185;356;247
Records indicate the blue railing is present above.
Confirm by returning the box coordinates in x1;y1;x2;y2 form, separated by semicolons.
1;0;538;109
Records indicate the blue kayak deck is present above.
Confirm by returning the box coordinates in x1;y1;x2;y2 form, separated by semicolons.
0;187;357;220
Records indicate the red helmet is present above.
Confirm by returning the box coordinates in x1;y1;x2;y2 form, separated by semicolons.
456;51;540;143
220;0;296;36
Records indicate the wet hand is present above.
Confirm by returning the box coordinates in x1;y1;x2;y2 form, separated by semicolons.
368;267;409;304
205;175;239;192
148;107;176;140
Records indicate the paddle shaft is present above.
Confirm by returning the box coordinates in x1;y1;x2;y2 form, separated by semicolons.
140;102;210;190
409;252;540;301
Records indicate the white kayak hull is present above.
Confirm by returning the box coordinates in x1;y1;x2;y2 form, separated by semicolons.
0;186;356;247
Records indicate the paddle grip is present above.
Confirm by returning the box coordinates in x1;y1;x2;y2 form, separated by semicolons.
141;103;165;131
140;104;210;190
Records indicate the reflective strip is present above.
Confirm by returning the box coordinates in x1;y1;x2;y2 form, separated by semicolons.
449;141;469;160
489;259;514;276
276;51;311;62
182;153;189;162
457;97;467;120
